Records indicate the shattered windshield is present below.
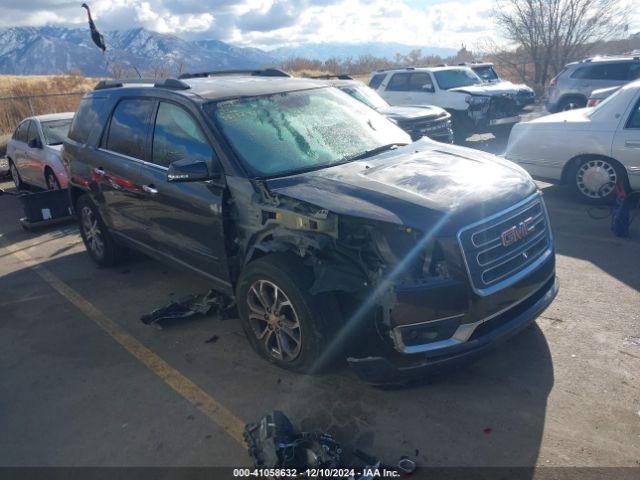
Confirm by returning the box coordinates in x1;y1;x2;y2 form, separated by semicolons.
473;66;500;82
434;69;483;90
207;87;409;177
41;118;72;145
339;85;390;110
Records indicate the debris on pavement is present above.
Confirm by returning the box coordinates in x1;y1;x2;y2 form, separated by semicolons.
204;335;219;344
243;411;416;477
140;290;232;325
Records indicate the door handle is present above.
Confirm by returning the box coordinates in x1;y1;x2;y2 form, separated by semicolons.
142;184;158;195
625;140;640;149
94;167;106;176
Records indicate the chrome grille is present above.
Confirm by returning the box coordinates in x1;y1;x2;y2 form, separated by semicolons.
457;194;553;296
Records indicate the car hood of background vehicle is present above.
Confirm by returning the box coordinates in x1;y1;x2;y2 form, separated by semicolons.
379;105;448;122
265;139;536;232
450;82;520;96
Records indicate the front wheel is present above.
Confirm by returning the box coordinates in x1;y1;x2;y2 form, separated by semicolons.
236;254;342;374
569;157;626;204
77;195;126;266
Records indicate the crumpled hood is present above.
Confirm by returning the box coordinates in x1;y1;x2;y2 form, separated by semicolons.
450;82;520;96
379;105;449;122
265;139;536;231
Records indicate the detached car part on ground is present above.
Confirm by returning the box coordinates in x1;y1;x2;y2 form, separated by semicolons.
315;76;453;143
506;79;640;204
6;113;75;191
64;72;557;384
368;66;522;143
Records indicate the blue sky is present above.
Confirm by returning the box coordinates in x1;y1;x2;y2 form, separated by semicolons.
0;0;636;50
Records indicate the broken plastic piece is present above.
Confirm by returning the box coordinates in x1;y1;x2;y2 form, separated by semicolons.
141;290;228;325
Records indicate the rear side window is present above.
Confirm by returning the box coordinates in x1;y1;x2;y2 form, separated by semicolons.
369;74;386;89
151;102;213;168
387;73;411;91
69;97;108;144
571;62;630;81
13;121;29;142
106;98;155;159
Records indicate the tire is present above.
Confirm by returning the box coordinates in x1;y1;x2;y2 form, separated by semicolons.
568;157;627;204
492;123;514;139
76;194;126;267
45;168;61;190
236;253;342;374
8;159;24;190
558;96;586;111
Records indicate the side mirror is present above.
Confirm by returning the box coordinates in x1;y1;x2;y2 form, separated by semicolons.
167;158;217;183
28;138;42;149
422;84;435;93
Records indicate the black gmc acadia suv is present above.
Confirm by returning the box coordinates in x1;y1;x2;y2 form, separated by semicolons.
63;70;558;384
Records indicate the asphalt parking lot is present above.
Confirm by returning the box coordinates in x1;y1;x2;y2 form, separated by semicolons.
1;172;639;468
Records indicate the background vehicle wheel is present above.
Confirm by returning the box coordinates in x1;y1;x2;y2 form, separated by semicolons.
236;254;342;374
558;96;586;111
76;195;126;267
569;157;626;204
45;169;61;190
9;160;23;190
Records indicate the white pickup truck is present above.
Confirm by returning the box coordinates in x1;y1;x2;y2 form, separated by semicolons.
369;66;522;142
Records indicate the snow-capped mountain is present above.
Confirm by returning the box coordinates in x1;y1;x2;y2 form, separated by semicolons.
269;42;457;61
0;27;278;76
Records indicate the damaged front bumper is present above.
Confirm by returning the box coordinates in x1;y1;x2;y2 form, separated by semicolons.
347;276;558;385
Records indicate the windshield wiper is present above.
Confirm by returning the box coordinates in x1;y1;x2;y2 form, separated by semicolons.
344;143;408;162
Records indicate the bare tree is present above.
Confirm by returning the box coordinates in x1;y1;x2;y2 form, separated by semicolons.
495;0;630;87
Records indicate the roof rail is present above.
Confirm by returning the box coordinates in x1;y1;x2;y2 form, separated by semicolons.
179;68;291;79
308;74;354;80
94;78;190;91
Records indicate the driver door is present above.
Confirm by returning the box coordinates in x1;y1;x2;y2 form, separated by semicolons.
404;72;436;106
135;100;231;288
612;94;640;184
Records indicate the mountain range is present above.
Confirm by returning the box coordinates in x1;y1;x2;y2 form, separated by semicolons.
0;26;457;76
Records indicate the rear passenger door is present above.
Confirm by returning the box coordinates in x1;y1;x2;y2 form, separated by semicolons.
23;121;45;187
136;100;230;287
572;62;632;97
95;97;155;244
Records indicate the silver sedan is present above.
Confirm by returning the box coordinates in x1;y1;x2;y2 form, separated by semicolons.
6;112;74;190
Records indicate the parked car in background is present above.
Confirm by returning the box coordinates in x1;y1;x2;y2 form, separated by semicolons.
546;55;640;112
6;112;74;190
462;62;536;108
369;66;521;142
317;75;453;143
506;79;640;203
587;85;621;107
63;71;557;383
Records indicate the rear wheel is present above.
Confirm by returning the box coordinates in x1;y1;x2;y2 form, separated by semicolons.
236;254;342;374
569;157;626;204
9;160;23;190
77;195;126;266
45;169;61;190
558;96;586;111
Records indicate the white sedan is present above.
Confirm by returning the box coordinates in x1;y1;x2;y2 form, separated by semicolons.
6;112;74;190
505;79;640;203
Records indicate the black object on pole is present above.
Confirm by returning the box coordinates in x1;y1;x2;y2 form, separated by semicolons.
81;3;106;53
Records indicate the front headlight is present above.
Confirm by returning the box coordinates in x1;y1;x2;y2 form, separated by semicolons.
465;95;490;106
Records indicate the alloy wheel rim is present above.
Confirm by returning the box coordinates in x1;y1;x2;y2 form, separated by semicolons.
247;279;302;362
562;102;579;111
81;206;105;259
576;160;617;198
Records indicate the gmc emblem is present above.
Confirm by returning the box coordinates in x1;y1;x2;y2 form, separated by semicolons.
500;217;535;247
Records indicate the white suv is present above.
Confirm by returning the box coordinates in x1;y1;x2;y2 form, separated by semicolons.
368;66;521;142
